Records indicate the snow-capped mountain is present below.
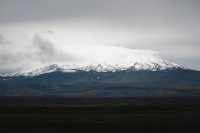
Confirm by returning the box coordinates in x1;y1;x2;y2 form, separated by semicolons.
1;49;182;77
0;49;199;97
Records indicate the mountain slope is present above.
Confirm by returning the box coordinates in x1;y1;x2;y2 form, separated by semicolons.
0;68;199;85
0;68;200;97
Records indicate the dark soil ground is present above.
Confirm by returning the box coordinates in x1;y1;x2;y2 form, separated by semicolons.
0;97;200;133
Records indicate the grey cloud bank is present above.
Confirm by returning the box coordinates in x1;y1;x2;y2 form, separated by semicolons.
32;34;56;62
0;0;200;73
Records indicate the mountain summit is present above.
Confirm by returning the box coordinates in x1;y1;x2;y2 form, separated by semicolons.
1;49;181;77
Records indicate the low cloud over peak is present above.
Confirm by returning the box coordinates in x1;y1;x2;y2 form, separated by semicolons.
0;32;178;74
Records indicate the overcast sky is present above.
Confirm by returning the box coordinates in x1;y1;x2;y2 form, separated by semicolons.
0;0;200;73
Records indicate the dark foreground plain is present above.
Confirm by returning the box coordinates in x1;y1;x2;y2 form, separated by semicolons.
1;97;200;133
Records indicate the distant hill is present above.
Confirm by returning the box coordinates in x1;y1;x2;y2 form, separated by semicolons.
0;68;200;97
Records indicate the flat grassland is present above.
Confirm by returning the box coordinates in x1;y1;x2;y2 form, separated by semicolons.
0;97;200;133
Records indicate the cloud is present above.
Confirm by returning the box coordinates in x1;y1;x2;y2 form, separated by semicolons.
0;29;200;74
1;0;200;24
0;39;30;74
0;32;164;74
31;33;76;63
0;34;11;45
0;0;200;72
32;34;55;54
0;33;60;74
32;34;56;62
